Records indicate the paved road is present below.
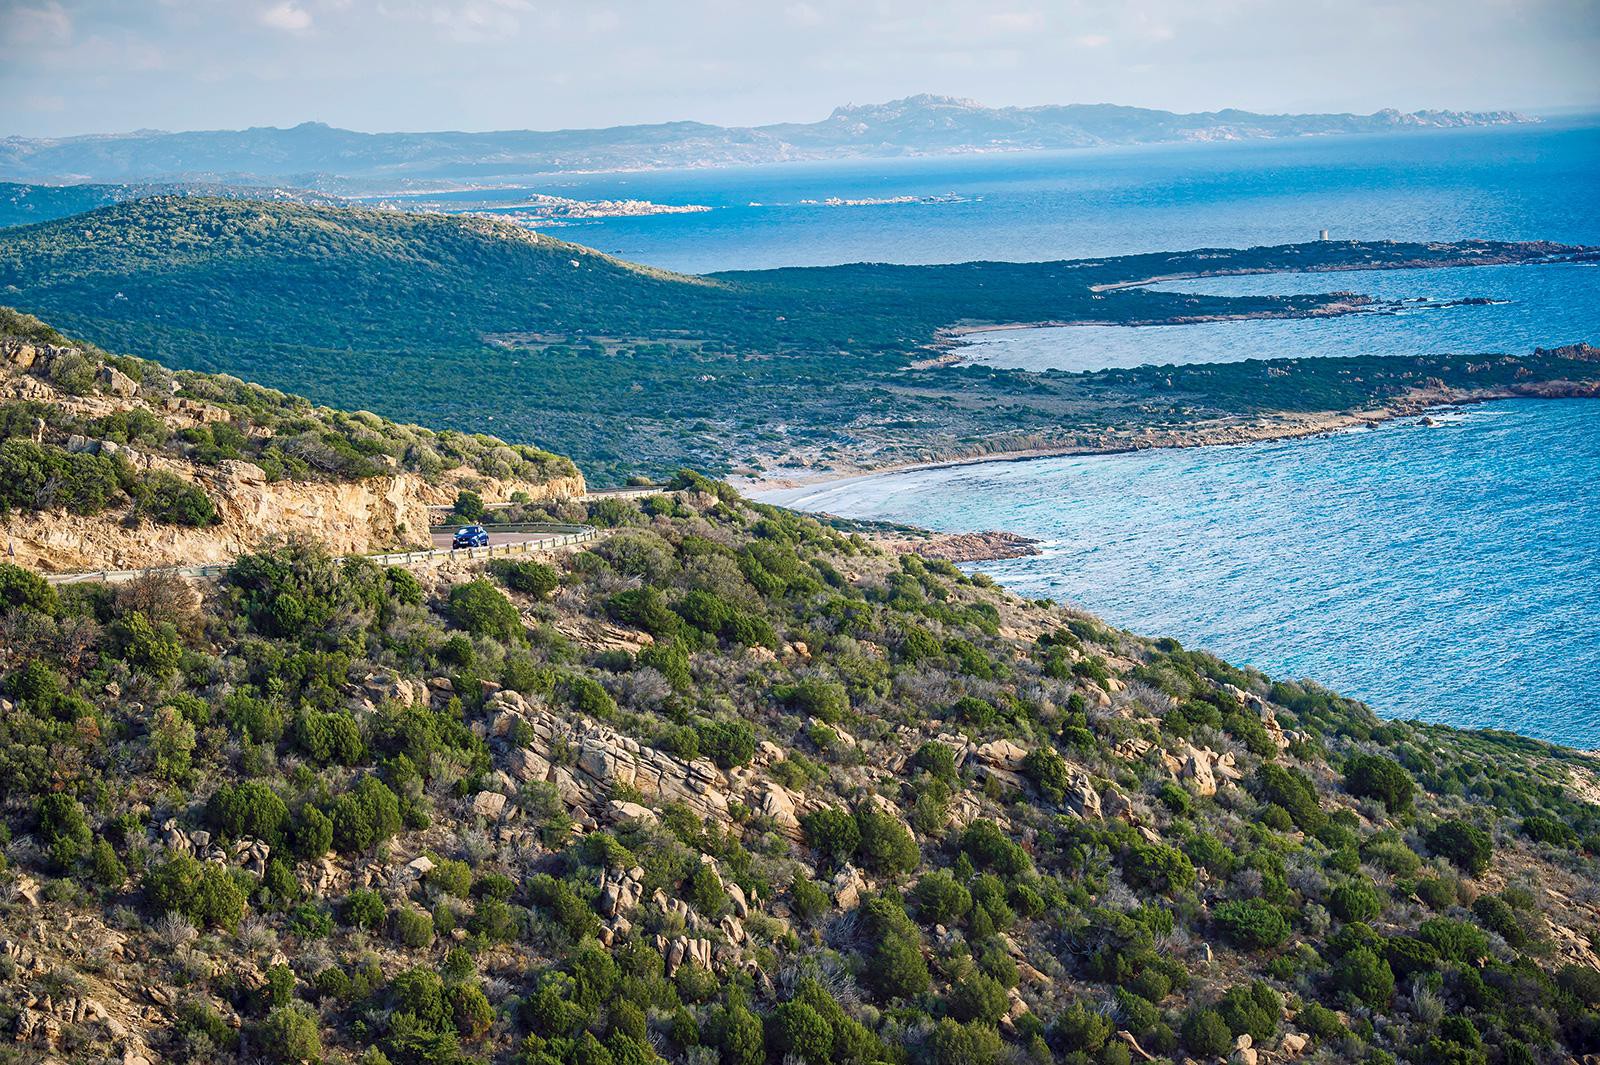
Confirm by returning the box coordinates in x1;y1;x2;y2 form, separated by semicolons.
430;530;558;549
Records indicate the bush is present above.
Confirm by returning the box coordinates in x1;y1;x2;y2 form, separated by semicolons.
0;562;57;616
697;719;755;769
1344;754;1415;813
144;854;248;929
854;808;919;877
1417;917;1489;964
949;972;1009;1024
1328;879;1383;924
1252;764;1326;832
208;780;289;847
1427;819;1493;876
1182;1009;1232;1057
256;1004;322;1063
770;1001;833;1064
329;775;402;853
1125;842;1195;895
494;559;559;598
447;579;522;640
131;471;219;526
910;870;972;926
36;793;92;870
1022;746;1073;803
1213;899;1290;950
867;931;930;1000
344;889;386;930
1218;980;1281;1043
1334;946;1394;1007
392;906;436;948
801;807;860;868
927;1018;1003;1065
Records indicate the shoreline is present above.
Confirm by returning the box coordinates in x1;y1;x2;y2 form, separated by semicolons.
736;383;1595;496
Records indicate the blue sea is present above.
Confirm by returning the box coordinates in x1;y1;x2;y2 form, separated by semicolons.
451;120;1600;745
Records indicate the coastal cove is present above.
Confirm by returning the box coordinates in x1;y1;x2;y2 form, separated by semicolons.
756;398;1600;748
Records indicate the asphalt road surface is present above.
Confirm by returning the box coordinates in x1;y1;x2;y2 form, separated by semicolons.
429;530;556;549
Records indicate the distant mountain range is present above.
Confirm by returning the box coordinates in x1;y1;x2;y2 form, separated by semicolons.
0;95;1535;193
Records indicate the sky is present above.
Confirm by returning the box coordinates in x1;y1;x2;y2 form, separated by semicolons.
2;0;1597;138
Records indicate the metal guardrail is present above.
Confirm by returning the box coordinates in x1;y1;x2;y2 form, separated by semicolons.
42;524;599;586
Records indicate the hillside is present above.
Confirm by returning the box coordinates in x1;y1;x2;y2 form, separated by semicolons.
0;96;1536;190
0;309;581;572
0;182;339;230
0;196;1591;484
2;473;1599;1065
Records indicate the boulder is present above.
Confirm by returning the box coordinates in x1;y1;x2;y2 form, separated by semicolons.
472;791;508;820
975;738;1029;771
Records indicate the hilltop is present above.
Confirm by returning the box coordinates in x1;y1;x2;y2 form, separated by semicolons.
0;195;1592;484
0;309;580;572
2;459;1599;1064
0;97;1536;190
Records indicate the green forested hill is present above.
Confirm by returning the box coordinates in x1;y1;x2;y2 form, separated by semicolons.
0;196;1588;482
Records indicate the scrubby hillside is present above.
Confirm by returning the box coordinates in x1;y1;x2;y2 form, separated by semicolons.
0;310;581;572
3;478;1598;1065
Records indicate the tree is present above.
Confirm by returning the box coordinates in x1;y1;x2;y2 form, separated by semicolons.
453;489;485;521
696;719;755;769
1345;754;1415;813
37;793;92;870
149;705;197;781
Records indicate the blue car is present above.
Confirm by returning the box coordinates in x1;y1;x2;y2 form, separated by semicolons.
452;524;490;549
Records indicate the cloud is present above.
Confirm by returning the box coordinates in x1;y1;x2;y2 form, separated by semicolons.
259;2;313;32
987;11;1044;33
1;1;73;46
1072;33;1111;48
784;3;824;28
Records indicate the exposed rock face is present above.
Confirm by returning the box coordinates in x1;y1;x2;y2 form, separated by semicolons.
485;689;732;825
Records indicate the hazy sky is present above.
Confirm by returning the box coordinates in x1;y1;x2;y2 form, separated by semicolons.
3;0;1597;137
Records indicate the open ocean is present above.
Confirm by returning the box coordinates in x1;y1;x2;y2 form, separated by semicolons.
466;119;1600;745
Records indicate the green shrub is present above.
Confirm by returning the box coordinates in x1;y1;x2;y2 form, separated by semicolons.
1328;879;1383;924
131;471;219;526
697;719;755;769
256;1003;322;1063
1217;981;1281;1043
0;562;57;616
1334;946;1394;1007
1344;754;1415;813
493;559;559;597
1251;763;1326;832
910;870;973;926
1213;899;1290;950
1182;1008;1232;1057
143;854;248;929
770;1001;833;1064
391;906;435;948
1125;842;1195;895
447;579;522;640
1427;819;1492;876
207;780;289;847
801;807;860;868
855;808;919;877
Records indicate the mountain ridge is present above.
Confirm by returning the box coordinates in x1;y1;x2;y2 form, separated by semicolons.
0;95;1537;192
